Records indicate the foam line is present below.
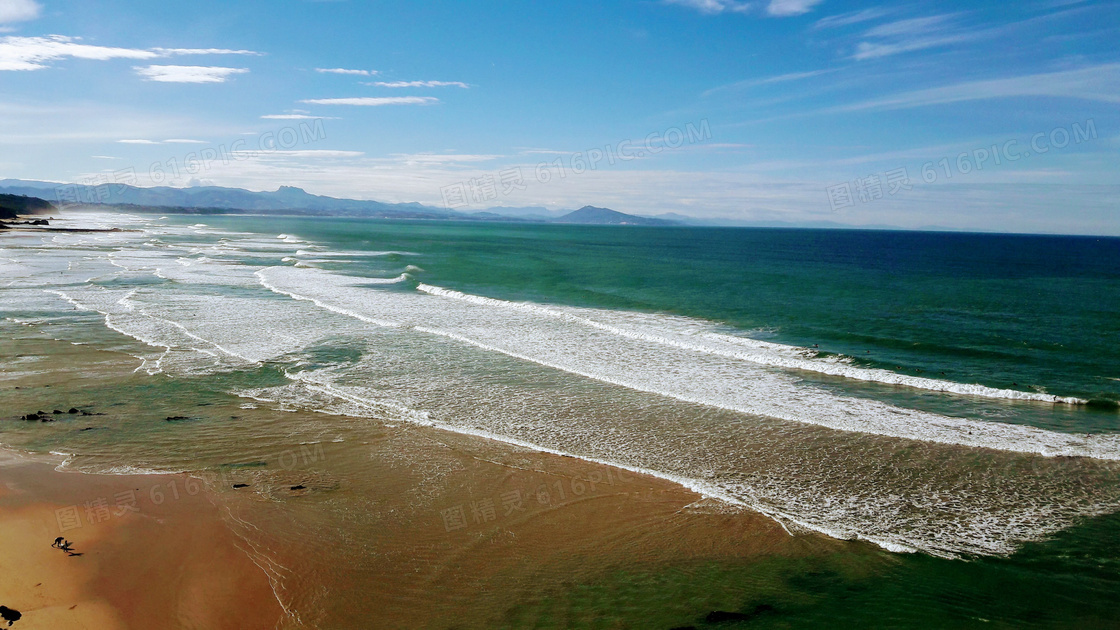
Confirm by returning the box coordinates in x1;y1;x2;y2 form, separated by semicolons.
416;284;1085;405
252;268;1120;461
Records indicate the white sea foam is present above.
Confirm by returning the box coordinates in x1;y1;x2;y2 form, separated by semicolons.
416;284;1085;405
256;267;1120;461
231;361;1120;558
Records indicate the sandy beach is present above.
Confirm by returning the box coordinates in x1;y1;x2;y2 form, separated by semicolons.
0;330;849;628
0;452;284;629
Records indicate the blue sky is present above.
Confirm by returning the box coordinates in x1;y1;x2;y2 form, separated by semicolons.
0;0;1118;233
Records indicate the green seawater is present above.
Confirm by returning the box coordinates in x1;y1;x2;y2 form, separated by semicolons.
2;211;1119;628
209;216;1120;403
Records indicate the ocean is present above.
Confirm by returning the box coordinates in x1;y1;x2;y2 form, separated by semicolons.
2;210;1119;627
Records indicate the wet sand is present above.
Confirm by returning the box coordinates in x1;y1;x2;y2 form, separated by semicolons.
0;452;284;629
0;320;854;628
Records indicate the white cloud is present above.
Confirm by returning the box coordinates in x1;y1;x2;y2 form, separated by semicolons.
835;63;1120;111
0;0;41;24
134;65;248;83
390;153;500;164
814;8;890;29
0;35;261;71
664;0;821;17
864;14;959;37
260;114;338;120
150;47;260;56
91;155;121;160
851;14;972;60
766;0;823;17
116;139;161;144
366;80;469;88
702;68;836;97
315;67;377;76
241;149;365;158
663;0;752;15
299;96;439;106
852;36;968;60
163;138;208;143
0;35;158;71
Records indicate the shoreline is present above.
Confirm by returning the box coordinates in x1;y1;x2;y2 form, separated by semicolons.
0;334;846;627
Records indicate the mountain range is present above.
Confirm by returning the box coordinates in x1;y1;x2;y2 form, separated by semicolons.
0;180;682;226
0;179;946;231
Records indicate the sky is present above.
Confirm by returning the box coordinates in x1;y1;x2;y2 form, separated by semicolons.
0;0;1118;234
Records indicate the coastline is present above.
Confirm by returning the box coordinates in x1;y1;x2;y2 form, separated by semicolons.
0;331;846;627
5;210;1119;626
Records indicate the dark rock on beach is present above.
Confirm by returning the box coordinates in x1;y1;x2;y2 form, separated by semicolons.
68;408;79;414
0;605;21;626
165;415;192;422
290;485;306;491
232;483;250;488
704;605;775;623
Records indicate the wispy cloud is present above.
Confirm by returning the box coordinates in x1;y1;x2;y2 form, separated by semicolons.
834;63;1120;111
253;150;365;158
814;7;891;29
0;34;158;70
389;153;500;164
365;80;469;88
702;68;837;97
150;47;260;56
863;14;961;37
0;35;260;71
663;0;752;15
663;0;822;17
315;67;377;76
115;138;209;144
850;13;974;60
134;65;249;83
299;96;439;106
766;0;823;17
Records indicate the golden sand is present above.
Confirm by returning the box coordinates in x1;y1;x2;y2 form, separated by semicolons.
0;453;283;629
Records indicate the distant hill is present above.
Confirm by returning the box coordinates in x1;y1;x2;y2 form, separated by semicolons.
0;180;688;227
0;180;456;220
478;206;567;220
0;179;962;232
555;206;678;226
0;193;55;220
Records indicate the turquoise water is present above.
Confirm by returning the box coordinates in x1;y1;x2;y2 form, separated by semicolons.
232;217;1120;406
3;211;1120;627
